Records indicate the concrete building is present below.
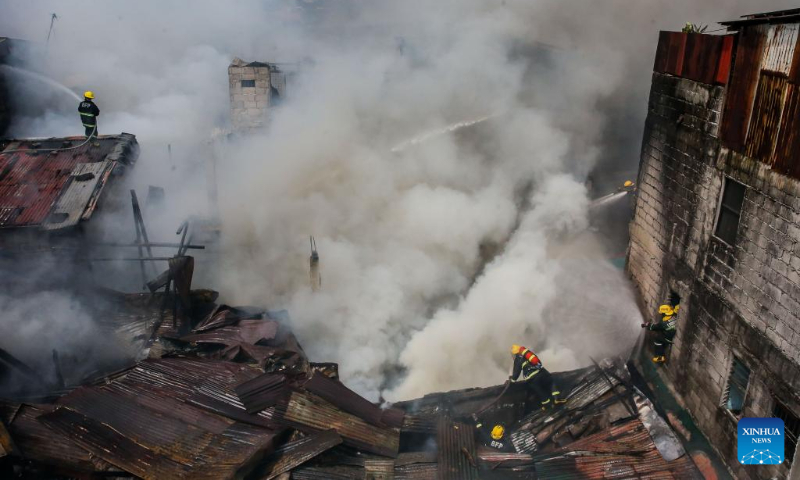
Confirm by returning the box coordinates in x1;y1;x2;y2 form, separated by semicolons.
227;57;289;133
628;9;800;479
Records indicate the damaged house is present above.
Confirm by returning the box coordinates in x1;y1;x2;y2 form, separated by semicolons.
228;58;294;133
629;8;800;479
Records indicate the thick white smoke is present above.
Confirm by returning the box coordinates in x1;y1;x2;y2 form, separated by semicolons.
1;0;794;401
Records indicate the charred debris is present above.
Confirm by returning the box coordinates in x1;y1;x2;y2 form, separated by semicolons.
0;136;698;478
0;247;702;479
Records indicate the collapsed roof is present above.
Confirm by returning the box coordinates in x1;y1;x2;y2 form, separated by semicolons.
0;268;703;479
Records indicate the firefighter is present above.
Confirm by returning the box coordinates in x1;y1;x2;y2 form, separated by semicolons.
642;304;678;363
509;345;566;411
471;414;514;452
78;91;100;139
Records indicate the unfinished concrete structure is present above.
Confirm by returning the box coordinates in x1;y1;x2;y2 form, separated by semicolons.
629;9;800;479
227;57;288;133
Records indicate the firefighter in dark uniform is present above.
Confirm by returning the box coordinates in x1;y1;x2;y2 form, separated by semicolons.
642;304;678;363
78;91;100;138
510;345;567;411
471;414;514;452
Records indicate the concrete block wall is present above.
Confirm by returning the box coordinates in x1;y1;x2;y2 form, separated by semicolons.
228;64;271;131
629;72;800;480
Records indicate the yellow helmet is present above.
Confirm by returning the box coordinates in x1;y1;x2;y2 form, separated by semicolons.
658;305;674;315
84;91;94;99
623;180;634;188
673;304;680;314
491;424;505;440
511;344;522;355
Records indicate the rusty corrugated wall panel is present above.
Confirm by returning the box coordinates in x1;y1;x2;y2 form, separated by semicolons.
745;72;787;162
436;417;479;480
654;32;687;76
683;33;723;84
790;29;800;82
721;25;768;151
763;24;799;74
773;82;800;179
716;35;736;84
654;31;672;73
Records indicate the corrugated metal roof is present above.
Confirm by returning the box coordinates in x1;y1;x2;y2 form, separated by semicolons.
275;390;401;457
235;373;289;413
38;359;282;479
252;430;342;480
0;134;137;229
290;465;364;479
763;24;799;74
7;404;104;472
302;372;403;428
364;457;395;479
436;417;479;480
179;319;279;346
531;419;702;480
722;9;800;27
394;462;437;480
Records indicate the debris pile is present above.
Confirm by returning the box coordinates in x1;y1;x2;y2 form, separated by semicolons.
0;268;703;480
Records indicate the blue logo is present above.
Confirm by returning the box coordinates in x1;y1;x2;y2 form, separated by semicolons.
738;417;784;465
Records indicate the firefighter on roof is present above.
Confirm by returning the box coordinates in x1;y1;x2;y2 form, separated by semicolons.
78;91;100;139
509;345;566;411
642;303;679;363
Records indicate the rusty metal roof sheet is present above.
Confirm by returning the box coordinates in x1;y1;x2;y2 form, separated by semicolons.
39;360;282;480
252;430;342;480
274;390;400;457
394;462;438;480
290;465;364;479
302;372;404;428
7;404;104;472
436;417;479;480
763;24;799;74
745;71;787;162
235;373;289;413
529;419;702;479
0;134;137;229
179;319;279;346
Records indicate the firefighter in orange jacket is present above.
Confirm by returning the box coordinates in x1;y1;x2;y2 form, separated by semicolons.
509;345;566;410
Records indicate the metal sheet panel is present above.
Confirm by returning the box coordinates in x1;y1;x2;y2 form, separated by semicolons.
682;33;723;85
0;134;137;229
773;82;800;179
716;35;736;85
235;373;289;413
253;430;342;480
745;71;787;162
436;417;479;480
41;161;113;230
653;32;687;76
303;372;393;428
763;24;799;74
276;390;400;458
721;25;768;151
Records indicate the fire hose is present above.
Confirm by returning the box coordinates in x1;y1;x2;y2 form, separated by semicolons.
474;379;512;415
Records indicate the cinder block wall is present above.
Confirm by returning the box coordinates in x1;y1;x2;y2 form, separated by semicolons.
228;65;271;131
629;72;800;480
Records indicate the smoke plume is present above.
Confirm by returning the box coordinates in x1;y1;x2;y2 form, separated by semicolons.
1;0;794;400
